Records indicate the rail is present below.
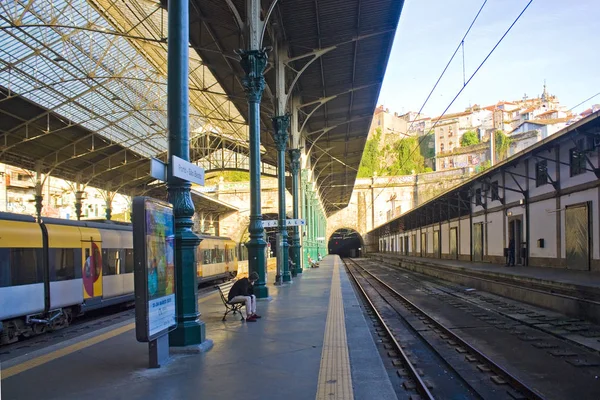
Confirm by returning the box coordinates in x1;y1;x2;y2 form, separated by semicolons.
344;257;545;400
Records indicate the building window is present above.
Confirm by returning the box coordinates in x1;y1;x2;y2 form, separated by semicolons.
449;159;455;168
491;181;499;201
440;143;445;152
536;160;548;187
468;155;473;164
569;148;586;177
475;188;482;206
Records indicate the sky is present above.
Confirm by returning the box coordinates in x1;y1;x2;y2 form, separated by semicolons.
378;0;600;118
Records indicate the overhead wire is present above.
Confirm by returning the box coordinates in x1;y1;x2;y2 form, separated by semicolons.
568;92;600;112
368;0;534;218
317;1;489;212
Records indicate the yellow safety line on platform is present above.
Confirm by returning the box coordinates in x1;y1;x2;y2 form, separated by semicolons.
1;322;134;380
316;257;354;400
1;292;217;380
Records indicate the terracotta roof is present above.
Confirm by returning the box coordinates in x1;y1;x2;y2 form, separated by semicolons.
520;106;536;114
537;109;558;117
530;117;569;125
434;110;473;121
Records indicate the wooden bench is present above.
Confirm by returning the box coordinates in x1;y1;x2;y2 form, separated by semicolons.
215;280;245;321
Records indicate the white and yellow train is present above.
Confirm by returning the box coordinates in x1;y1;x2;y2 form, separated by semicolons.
0;212;237;345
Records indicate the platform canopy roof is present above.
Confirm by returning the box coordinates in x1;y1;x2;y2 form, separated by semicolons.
187;0;404;214
0;0;403;215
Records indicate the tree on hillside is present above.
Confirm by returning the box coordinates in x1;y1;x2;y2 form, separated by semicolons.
460;130;480;147
494;130;511;161
386;137;428;175
357;128;382;177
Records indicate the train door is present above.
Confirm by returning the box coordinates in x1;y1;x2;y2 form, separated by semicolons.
508;216;524;265
473;223;483;262
224;242;230;273
81;235;103;301
433;230;440;258
565;203;590;271
450;227;458;260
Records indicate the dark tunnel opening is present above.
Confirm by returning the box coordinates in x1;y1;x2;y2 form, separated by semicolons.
328;228;362;258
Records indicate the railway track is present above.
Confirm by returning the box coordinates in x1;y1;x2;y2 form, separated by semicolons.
344;257;545;400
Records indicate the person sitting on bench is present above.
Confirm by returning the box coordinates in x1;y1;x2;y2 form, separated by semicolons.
228;272;261;322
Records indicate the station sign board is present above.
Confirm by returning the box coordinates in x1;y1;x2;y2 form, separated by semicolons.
262;220;279;228
133;197;177;342
172;155;204;186
262;219;306;228
284;219;306;227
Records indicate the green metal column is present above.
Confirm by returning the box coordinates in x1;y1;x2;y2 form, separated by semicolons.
306;187;312;262
273;115;291;283
310;194;316;259
318;213;322;256
302;175;309;268
289;149;302;274
166;0;205;347
239;49;269;298
318;210;323;256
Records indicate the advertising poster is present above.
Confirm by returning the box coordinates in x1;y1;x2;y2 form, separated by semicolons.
145;200;176;338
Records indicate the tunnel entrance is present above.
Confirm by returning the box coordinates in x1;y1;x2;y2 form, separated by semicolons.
328;228;363;258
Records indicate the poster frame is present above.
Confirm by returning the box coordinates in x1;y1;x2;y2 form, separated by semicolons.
133;196;177;342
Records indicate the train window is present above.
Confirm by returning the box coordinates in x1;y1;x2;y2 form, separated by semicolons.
123;249;134;273
50;248;77;281
216;248;224;263
102;249;120;276
11;248;43;286
203;249;212;264
0;249;10;287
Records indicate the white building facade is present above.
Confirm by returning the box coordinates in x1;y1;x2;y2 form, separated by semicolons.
372;112;600;272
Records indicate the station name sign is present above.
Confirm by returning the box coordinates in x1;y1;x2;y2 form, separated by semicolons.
262;219;306;228
172;155;204;186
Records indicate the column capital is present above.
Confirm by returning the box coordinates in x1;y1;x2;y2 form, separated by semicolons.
238;49;269;102
272;114;290;152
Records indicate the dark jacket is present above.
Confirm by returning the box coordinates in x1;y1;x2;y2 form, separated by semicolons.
228;278;254;301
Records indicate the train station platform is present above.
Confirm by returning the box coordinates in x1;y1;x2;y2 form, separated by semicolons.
0;256;397;400
369;252;600;324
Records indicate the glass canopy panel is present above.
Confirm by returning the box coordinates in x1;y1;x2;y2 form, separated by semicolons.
0;0;247;163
